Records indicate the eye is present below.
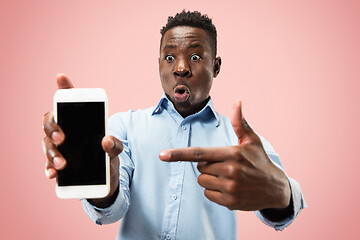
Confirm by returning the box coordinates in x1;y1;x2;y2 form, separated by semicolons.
190;54;201;61
165;55;175;62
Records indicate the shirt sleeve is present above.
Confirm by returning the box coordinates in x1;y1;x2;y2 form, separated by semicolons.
255;135;307;231
81;112;135;225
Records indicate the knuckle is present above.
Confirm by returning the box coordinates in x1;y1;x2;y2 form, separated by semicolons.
194;147;203;161
43;114;58;136
246;136;258;145
43;137;59;161
225;164;236;177
225;164;241;179
43;136;51;146
46;148;56;160
230;147;242;159
225;180;238;194
171;150;180;161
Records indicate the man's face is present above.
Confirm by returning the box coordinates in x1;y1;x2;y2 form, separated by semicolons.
159;26;221;117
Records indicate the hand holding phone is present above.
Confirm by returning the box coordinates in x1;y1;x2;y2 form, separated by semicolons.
42;74;123;202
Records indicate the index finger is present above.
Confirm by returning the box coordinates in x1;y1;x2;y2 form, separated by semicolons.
159;146;235;162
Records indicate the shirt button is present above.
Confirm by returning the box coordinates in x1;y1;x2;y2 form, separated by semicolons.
182;126;187;130
171;194;177;200
166;234;171;239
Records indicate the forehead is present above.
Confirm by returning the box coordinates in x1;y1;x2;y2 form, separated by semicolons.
161;26;211;50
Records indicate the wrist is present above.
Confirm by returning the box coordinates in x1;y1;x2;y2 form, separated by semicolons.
268;165;291;209
88;184;119;208
260;194;294;222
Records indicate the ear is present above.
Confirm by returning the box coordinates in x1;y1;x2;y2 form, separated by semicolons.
213;56;221;78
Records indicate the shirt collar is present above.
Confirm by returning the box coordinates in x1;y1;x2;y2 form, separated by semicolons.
151;93;220;127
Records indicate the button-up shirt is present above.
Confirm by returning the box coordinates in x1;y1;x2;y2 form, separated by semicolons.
82;95;306;240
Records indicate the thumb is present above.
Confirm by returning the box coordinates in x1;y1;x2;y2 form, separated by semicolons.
56;73;74;89
102;136;123;160
231;99;253;144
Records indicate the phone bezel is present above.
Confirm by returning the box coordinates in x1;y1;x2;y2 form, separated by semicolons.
53;88;110;199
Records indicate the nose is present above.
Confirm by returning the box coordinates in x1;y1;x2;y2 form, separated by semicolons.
174;58;191;78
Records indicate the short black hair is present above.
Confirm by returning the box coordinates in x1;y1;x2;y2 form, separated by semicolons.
160;10;217;56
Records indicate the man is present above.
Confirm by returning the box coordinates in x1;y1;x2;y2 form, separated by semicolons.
43;11;306;240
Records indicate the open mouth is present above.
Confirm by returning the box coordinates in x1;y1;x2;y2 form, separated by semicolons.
174;85;190;102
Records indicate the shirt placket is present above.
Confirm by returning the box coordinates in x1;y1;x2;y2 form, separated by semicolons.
160;120;190;240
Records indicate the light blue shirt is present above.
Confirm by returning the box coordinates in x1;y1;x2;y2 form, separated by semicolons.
82;95;306;240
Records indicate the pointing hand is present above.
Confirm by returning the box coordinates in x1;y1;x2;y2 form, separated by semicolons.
160;100;291;211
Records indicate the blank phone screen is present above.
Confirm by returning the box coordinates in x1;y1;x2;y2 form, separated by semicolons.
57;102;106;186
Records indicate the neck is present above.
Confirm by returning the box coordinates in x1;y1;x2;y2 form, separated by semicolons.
175;97;210;118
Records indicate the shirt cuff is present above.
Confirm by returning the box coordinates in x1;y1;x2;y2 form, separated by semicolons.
81;184;129;225
255;177;307;231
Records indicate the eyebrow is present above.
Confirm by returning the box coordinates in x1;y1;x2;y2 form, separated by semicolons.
163;43;203;50
188;43;202;49
163;45;176;50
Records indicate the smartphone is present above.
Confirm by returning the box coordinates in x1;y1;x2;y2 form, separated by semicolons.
53;88;110;199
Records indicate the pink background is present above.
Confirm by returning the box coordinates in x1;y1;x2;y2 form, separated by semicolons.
1;0;359;239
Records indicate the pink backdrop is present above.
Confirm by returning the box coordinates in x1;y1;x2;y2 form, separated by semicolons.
1;0;359;239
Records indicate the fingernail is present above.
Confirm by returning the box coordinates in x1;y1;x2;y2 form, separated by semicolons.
159;151;170;161
108;138;115;149
53;157;64;169
51;131;63;144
